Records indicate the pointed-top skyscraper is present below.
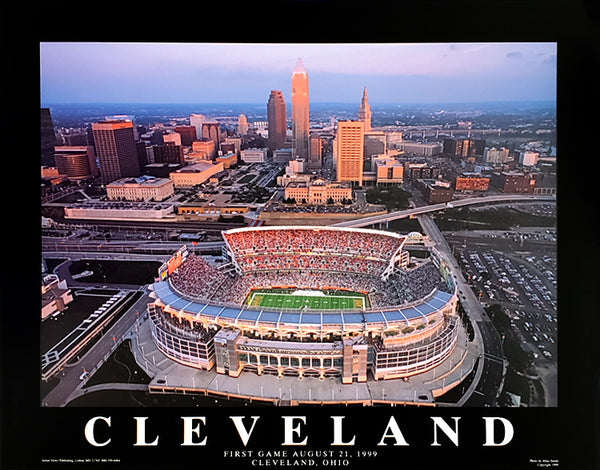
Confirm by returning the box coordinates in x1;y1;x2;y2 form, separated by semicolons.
291;58;309;159
358;86;372;132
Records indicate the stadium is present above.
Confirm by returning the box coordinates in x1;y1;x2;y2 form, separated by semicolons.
147;226;460;384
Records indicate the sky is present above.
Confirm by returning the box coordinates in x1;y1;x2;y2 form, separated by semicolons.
40;42;557;105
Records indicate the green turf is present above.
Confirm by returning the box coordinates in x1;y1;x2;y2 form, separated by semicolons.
246;289;367;311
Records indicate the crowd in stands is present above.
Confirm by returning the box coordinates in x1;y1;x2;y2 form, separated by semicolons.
223;228;404;262
168;253;449;310
373;261;449;307
235;253;387;276
169;254;230;300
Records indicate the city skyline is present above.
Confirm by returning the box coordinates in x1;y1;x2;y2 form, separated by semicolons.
40;42;557;105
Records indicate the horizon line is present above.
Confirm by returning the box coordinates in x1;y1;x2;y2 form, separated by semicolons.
42;99;557;106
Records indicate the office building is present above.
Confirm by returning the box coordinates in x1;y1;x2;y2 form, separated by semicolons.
202;121;221;146
491;171;536;194
190;114;206;140
163;132;182;147
136;141;150;169
174;126;197;146
399;142;442;156
144;163;183;178
364;131;387;169
41;108;56;167
386;132;404;150
286;158;305;175
419;179;454;204
374;157;404;186
532;173;556;196
273;148;293;163
105;114;138;140
291;58;309;159
216;152;238;169
153;144;185;165
54;146;97;180
169;161;225;188
61;131;88;147
220;142;236;155
225;137;242;156
191;138;216;160
520;151;539;166
241;148;268;163
357;86;372;132
443;138;486;157
484;147;511;164
237;114;249;136
267;90;287;150
91;120;140;183
454;174;490;192
42;274;73;320
335;120;365;186
404;161;441;180
308;132;322;169
106;175;174;202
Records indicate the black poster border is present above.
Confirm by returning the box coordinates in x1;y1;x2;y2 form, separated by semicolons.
3;1;599;469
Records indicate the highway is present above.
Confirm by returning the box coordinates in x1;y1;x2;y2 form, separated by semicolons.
46;216;247;232
333;194;555;228
418;214;504;406
40;193;548;407
42;238;225;254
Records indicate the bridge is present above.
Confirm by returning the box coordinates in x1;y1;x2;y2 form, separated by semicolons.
333;194;555;228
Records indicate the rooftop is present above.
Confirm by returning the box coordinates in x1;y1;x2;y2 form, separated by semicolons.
108;175;171;186
176;161;217;173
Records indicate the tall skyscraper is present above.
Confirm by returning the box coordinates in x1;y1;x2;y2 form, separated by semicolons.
41;108;56;167
237;114;249;136
267;90;287;150
291;58;309;159
335;120;364;186
357;86;372;132
91;120;140;183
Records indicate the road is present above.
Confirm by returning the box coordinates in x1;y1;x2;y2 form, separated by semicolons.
333;194;555;228
41;196;530;407
46;216;247;232
41;291;151;407
418;214;504;406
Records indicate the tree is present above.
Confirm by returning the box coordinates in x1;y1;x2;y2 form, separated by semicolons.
486;304;510;336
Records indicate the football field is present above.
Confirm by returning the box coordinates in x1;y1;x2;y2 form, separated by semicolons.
246;289;367;311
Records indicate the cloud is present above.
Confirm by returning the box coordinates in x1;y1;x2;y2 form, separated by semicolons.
40;42;557;103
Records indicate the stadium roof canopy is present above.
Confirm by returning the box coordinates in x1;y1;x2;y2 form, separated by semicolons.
149;281;454;329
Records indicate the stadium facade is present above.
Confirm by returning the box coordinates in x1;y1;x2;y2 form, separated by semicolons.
147;226;460;385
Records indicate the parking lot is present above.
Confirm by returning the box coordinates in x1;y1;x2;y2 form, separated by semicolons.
454;245;557;363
